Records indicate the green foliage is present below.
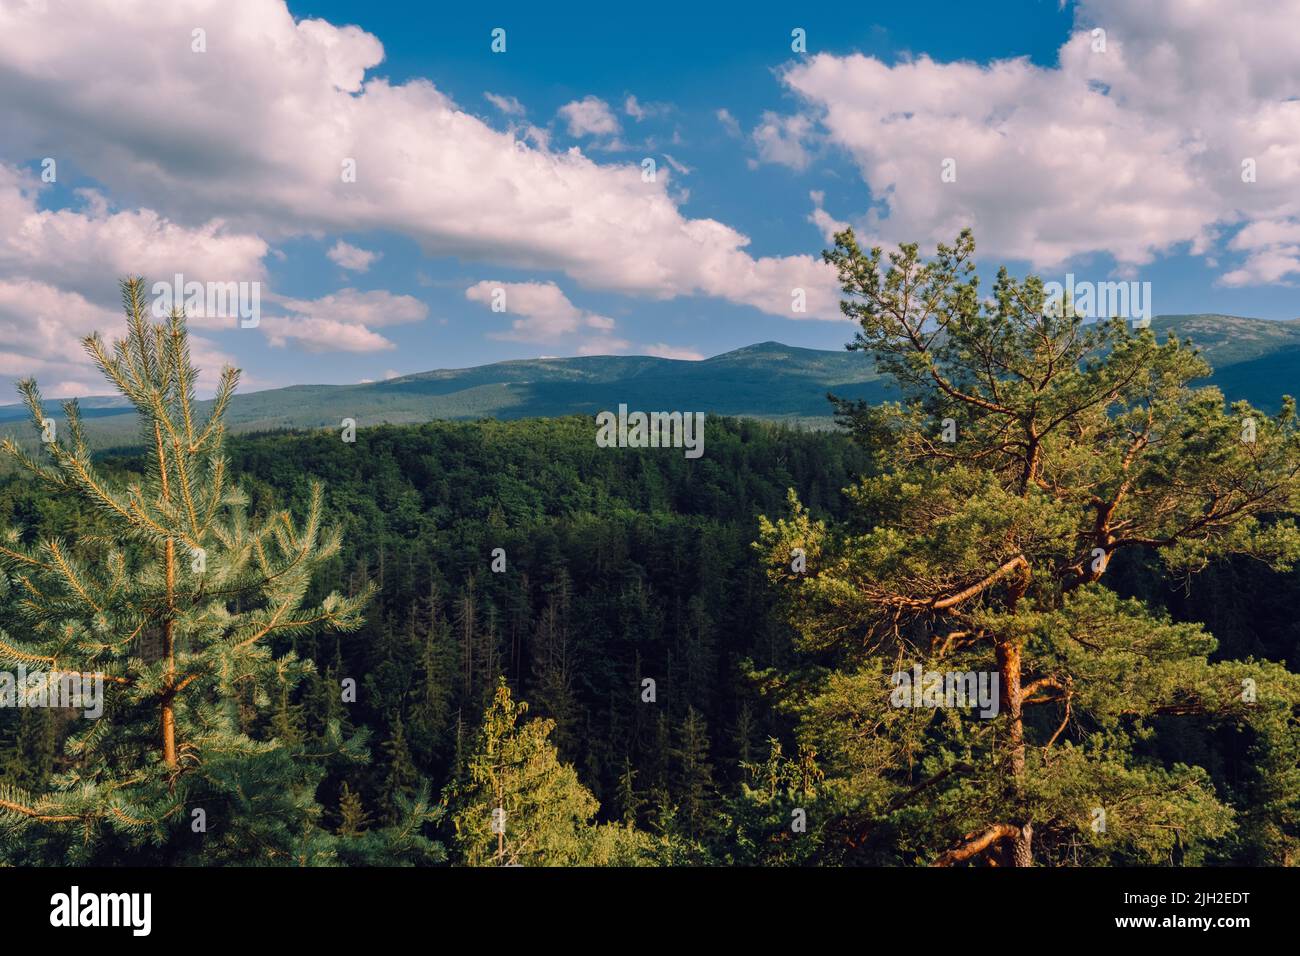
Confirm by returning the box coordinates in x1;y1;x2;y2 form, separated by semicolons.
444;679;653;866
0;280;439;865
755;229;1300;865
2;271;1297;865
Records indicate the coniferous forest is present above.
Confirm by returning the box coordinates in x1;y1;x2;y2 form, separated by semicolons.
2;238;1298;869
10;3;1300;942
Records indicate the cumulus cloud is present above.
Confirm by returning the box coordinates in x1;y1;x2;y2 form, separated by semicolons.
327;240;380;272
760;0;1300;282
0;162;267;392
0;0;839;327
261;317;395;353
261;288;428;352
557;96;621;137
751;112;816;171
0;279;237;396
0;164;267;316
466;280;616;345
466;281;711;358
1223;220;1300;286
0;279;123;391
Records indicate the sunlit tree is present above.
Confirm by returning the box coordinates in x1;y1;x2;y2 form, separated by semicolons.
759;230;1300;865
0;278;438;864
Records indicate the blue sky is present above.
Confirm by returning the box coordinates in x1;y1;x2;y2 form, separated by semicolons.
2;0;1298;396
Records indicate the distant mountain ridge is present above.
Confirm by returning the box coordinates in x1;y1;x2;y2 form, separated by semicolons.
3;314;1297;448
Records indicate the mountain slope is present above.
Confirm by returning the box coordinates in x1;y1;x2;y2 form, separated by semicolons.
3;314;1297;449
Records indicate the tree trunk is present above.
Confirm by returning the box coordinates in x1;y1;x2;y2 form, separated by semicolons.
996;638;1024;776
161;696;177;767
1013;822;1034;867
996;637;1032;866
162;538;177;768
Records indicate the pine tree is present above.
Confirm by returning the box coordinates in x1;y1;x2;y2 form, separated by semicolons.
729;737;831;866
759;231;1300;866
0;279;418;863
444;678;650;866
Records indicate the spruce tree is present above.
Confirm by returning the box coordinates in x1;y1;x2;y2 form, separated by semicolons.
759;231;1300;865
672;705;715;839
336;781;371;838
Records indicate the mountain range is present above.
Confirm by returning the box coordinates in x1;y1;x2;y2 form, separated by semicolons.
3;314;1297;450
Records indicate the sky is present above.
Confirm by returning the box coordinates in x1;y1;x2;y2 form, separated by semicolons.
1;0;1298;396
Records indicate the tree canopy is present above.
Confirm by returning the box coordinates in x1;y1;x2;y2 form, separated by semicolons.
757;229;1300;865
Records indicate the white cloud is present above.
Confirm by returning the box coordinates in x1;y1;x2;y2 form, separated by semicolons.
644;343;704;360
0;279;122;392
625;95;648;121
260;288;428;352
752;112;815;171
273;288;426;327
465;282;708;359
1223;220;1300;285
0;278;237;396
0;1;838;325
262;317;395;353
662;154;692;176
466;280;615;344
759;0;1300;283
0;162;267;392
484;92;525;116
808;191;850;243
557;96;621;137
716;108;742;138
1219;246;1300;287
327;240;380;272
0;165;267;319
624;95;669;121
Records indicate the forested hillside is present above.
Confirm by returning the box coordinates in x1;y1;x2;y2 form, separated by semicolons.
3;314;1297;453
3;412;1296;864
2;233;1298;868
0;410;868;862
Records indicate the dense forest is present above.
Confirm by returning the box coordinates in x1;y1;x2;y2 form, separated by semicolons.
2;241;1298;866
2;412;1297;864
0;373;872;863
